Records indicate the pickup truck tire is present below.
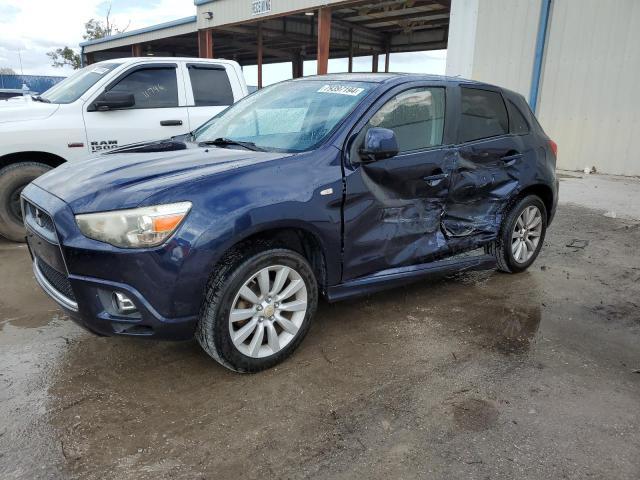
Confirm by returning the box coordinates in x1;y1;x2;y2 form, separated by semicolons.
487;194;547;273
196;247;318;373
0;162;52;242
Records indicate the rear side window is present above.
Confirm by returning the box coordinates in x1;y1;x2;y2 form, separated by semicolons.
188;66;234;106
507;100;530;134
110;67;178;109
366;87;446;153
459;87;508;142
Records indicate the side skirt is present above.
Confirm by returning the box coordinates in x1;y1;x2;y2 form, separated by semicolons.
326;254;496;302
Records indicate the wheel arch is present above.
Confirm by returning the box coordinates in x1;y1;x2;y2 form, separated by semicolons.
0;151;67;170
209;224;330;293
513;183;555;222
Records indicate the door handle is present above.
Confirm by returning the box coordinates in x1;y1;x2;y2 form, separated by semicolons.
500;153;523;166
422;172;448;186
160;120;183;126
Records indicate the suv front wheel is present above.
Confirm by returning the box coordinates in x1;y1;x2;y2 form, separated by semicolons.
196;248;318;373
487;194;548;273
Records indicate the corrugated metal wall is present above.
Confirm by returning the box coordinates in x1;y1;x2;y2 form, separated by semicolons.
471;0;541;97
538;0;640;175
448;0;640;176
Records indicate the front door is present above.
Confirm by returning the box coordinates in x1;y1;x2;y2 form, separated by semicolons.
83;64;189;154
342;85;455;281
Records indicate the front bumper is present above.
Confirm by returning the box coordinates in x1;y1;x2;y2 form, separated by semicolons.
22;184;199;340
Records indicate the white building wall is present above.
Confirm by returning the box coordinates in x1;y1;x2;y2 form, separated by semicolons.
446;0;540;97
447;0;640;176
445;0;479;78
538;0;640;175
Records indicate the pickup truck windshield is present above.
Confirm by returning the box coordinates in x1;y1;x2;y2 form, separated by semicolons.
194;80;374;152
41;63;122;104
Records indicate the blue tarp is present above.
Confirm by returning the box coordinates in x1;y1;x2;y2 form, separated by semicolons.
0;74;66;94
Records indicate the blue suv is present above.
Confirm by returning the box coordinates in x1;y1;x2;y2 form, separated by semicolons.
22;74;558;372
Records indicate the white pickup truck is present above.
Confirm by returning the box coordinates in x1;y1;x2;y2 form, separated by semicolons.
0;57;248;241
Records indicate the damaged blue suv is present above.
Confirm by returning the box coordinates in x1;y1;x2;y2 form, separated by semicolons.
22;74;557;372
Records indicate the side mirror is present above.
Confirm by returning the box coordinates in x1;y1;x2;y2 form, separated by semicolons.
93;91;135;111
359;127;399;163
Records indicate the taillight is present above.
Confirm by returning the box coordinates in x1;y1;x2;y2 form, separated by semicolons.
549;139;558;157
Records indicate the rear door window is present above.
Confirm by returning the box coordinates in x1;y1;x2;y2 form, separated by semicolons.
459;87;509;142
109;67;178;109
188;65;234;106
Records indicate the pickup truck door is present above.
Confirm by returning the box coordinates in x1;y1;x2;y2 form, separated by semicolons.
184;63;240;131
82;63;189;154
342;84;456;281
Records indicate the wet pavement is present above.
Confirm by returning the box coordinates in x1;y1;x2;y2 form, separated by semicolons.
1;197;639;478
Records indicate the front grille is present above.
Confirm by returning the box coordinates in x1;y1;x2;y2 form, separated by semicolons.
23;200;56;240
37;258;76;301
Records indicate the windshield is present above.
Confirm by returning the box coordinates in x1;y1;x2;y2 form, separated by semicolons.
194;80;375;152
41;63;122;104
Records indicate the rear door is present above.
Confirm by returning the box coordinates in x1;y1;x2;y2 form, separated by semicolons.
185;63;237;130
342;83;457;281
83;63;189;153
443;86;521;243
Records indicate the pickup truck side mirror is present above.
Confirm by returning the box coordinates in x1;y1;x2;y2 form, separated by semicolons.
93;91;135;111
358;127;399;163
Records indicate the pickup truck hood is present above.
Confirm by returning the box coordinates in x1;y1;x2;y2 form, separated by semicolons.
0;96;60;124
33;142;291;213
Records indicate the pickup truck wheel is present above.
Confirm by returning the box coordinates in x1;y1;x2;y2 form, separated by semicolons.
0;162;52;242
487;195;547;273
196;248;318;373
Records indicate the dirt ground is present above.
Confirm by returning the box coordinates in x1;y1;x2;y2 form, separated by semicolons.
1;175;639;479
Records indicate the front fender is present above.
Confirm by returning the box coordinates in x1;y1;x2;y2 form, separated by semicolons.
143;146;344;315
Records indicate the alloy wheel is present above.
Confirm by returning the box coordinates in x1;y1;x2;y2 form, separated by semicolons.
228;265;308;358
511;205;543;264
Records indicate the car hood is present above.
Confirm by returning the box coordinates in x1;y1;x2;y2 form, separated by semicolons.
33;141;292;213
0;96;60;124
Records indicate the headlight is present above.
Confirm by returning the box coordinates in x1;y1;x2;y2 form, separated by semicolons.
75;202;192;248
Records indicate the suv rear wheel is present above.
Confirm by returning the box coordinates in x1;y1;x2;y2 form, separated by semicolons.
487;194;548;273
0;162;52;242
196;248;318;373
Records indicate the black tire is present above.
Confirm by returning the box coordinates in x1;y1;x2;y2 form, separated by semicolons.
0;162;52;242
196;247;318;373
487;194;548;273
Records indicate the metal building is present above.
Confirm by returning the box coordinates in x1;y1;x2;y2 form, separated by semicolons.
447;0;640;176
81;0;451;87
80;0;640;176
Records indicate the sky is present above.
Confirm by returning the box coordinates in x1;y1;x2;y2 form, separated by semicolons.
0;0;446;83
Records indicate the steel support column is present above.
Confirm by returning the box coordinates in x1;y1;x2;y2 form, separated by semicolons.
317;7;331;75
198;28;214;59
131;44;143;57
348;28;353;73
257;23;263;88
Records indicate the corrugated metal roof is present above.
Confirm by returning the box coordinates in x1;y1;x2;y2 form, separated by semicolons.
80;16;197;48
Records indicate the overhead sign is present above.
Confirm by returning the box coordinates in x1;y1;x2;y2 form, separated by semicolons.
251;0;272;16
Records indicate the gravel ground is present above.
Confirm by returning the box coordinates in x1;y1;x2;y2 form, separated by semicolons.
1;173;639;479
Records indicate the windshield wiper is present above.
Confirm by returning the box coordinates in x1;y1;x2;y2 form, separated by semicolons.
31;95;51;103
198;137;264;152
